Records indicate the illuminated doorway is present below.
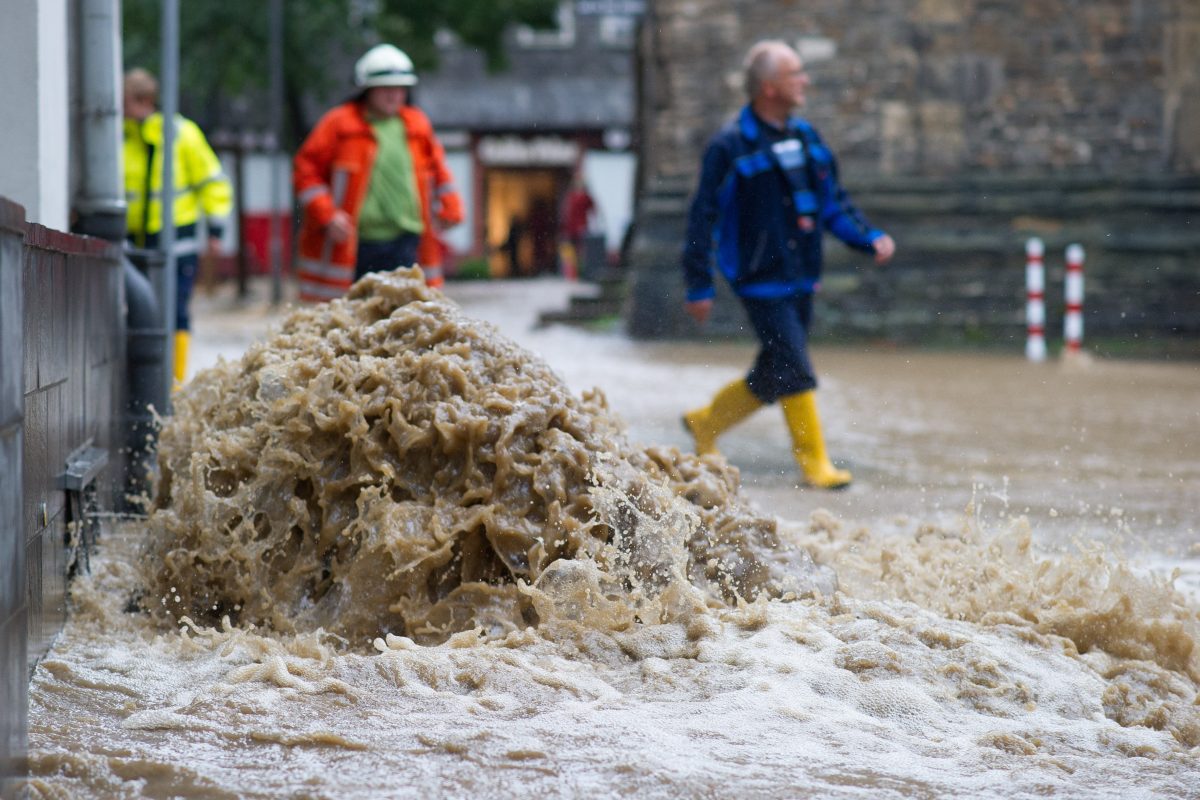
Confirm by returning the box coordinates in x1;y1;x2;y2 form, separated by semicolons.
485;168;568;277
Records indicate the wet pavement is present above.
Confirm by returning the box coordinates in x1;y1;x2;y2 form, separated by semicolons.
190;275;1200;589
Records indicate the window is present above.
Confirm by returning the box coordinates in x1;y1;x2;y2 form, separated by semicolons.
598;14;637;47
515;1;575;49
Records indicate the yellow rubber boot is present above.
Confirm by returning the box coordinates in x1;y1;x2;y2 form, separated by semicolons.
682;379;762;456
780;390;852;489
173;330;190;391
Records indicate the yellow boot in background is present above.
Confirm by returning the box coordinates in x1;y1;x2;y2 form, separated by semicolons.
682;379;762;456
173;330;190;391
780;390;852;489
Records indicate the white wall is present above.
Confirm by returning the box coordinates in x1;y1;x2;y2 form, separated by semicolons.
37;0;69;229
442;151;474;254
211;151;290;250
218;152;292;214
581;150;635;253
0;0;70;229
0;2;40;219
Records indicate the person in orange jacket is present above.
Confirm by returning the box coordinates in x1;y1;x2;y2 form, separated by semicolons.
294;44;463;301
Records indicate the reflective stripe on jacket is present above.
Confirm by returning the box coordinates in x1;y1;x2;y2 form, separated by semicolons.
293;102;464;302
123;112;232;245
681;105;883;303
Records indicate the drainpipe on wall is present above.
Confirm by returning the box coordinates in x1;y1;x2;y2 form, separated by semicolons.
72;0;126;242
73;0;169;507
122;254;168;510
159;0;180;412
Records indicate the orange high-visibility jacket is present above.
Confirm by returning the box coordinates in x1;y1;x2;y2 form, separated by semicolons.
293;102;464;302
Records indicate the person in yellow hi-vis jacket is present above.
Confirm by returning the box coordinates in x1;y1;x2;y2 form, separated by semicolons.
123;68;232;388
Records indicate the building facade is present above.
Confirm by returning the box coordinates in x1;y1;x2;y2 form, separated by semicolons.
0;1;71;231
418;1;640;277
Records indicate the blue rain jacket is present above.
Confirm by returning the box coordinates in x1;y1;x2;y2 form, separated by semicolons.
681;106;884;302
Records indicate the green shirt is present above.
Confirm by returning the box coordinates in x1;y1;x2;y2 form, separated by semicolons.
358;115;425;241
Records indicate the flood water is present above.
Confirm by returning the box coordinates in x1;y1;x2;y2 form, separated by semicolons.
22;272;1200;798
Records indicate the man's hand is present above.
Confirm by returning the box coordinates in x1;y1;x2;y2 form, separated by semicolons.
327;210;354;243
204;236;222;259
872;234;896;265
685;298;713;325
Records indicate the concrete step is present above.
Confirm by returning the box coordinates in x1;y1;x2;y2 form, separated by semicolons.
536;276;629;327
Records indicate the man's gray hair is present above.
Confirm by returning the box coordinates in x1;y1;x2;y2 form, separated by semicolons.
743;40;795;99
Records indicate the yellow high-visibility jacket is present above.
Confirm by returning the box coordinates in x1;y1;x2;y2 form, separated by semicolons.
123;112;232;246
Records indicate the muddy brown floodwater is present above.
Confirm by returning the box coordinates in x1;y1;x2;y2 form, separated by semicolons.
23;271;1200;798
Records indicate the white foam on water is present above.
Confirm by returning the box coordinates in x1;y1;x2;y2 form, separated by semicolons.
26;531;1200;798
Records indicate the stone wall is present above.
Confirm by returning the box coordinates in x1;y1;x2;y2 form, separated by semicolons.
640;0;1199;180
628;0;1200;349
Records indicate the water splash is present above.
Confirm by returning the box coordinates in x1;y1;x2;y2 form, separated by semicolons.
141;269;832;646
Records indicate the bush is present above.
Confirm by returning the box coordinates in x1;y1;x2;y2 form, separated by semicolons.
451;257;490;281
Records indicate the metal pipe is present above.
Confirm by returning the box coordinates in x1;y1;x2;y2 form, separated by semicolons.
234;140;249;299
268;0;284;305
73;0;126;242
122;254;167;509
159;0;179;412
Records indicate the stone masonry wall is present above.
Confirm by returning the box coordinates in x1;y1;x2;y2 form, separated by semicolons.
627;0;1200;350
641;0;1200;182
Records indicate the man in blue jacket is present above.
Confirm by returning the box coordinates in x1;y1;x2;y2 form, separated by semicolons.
681;40;896;489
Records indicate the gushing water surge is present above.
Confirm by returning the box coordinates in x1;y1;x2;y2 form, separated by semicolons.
24;270;1200;798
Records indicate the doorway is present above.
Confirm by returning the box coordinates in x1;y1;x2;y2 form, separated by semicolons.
485;168;568;277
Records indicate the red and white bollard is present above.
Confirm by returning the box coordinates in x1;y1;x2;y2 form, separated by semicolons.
1025;238;1046;362
1063;243;1085;356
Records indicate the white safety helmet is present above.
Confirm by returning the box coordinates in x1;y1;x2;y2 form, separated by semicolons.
354;44;417;88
